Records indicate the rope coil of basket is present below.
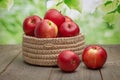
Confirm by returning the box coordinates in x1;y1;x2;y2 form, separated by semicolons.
22;33;85;66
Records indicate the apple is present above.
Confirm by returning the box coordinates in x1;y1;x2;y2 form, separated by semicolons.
34;19;58;38
64;16;73;22
82;45;107;69
58;21;80;37
57;50;80;72
23;15;42;36
44;9;65;27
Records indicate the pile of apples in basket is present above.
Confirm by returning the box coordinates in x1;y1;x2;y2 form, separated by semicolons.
22;9;107;72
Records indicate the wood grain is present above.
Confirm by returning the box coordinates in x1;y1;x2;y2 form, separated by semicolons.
0;53;52;80
107;45;120;62
79;63;101;80
0;45;120;80
0;45;21;74
100;45;120;80
100;62;120;80
49;63;102;80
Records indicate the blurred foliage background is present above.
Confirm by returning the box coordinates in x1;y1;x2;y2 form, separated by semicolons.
0;0;120;44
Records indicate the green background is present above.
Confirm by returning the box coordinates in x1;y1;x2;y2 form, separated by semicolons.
0;0;120;44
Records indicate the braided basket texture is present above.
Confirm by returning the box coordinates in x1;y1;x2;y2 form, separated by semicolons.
22;33;85;66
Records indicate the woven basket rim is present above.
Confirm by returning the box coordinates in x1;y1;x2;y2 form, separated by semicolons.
23;33;85;45
23;33;84;40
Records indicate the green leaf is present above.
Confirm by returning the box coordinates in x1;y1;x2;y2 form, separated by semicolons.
103;13;115;24
64;0;82;12
56;1;64;6
104;1;112;6
117;4;120;13
101;0;119;13
0;0;7;8
103;12;120;25
0;0;14;10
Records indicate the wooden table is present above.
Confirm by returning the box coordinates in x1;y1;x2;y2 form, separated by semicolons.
0;45;120;80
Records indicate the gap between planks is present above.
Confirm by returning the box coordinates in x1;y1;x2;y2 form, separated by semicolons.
0;50;22;75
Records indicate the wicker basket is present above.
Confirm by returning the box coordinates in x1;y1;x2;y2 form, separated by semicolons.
22;33;85;66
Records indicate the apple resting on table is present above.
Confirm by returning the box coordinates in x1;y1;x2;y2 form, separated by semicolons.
57;50;80;72
82;45;107;69
64;16;73;22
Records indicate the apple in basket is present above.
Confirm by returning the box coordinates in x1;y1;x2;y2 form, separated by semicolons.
58;21;80;37
82;45;107;69
57;50;80;72
23;15;42;36
44;9;65;28
64;16;73;22
34;19;58;38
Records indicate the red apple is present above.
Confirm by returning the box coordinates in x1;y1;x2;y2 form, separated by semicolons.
23;15;42;36
34;19;58;38
58;21;80;37
64;16;73;22
44;9;65;27
57;50;80;72
82;45;107;69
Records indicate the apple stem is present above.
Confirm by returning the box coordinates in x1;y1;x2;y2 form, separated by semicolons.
48;22;52;26
68;24;71;28
30;19;35;24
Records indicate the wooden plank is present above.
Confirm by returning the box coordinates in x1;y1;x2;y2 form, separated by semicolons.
100;62;120;80
0;53;52;80
98;45;120;63
49;63;102;80
100;45;120;80
79;63;102;80
0;45;119;80
0;45;21;74
48;67;63;80
107;45;120;62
